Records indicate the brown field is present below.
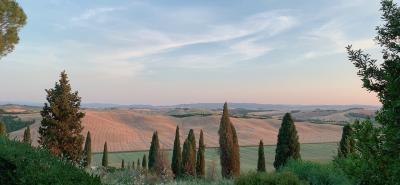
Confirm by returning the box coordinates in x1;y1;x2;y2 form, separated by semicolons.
10;108;342;152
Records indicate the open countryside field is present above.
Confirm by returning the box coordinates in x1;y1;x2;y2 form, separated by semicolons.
93;142;338;173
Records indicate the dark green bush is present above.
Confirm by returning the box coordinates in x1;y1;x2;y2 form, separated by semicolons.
0;136;101;185
235;171;306;185
281;160;351;185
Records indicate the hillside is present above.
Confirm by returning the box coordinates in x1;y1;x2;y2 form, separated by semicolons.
9;108;344;152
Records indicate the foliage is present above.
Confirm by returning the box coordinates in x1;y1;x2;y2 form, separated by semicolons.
148;131;160;171
0;136;101;185
0;0;27;59
274;113;301;169
172;126;182;177
196;129;206;177
22;125;31;145
39;71;85;164
82;131;92;168
235;171;306;185
0;115;34;133
281;160;351;185
345;0;400;183
337;124;354;158
218;102;240;178
164;177;233;185
102;142;108;167
182;129;196;176
0;121;6;136
257;140;266;172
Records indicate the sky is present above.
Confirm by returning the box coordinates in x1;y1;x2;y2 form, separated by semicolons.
0;0;385;105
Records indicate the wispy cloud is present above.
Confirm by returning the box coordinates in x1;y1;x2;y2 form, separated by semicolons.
71;7;121;22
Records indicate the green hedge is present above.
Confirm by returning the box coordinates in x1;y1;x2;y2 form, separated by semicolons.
235;171;307;185
0;136;101;185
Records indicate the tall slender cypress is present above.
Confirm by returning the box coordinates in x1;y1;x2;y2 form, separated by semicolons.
102;142;108;167
196;129;205;177
137;158;141;170
23;126;31;145
82;131;92;168
182;129;196;176
274;113;300;169
132;161;135;170
121;159;125;169
338;123;355;158
148;131;160;171
142;154;147;169
171;126;182;177
257;140;266;172
219;102;240;178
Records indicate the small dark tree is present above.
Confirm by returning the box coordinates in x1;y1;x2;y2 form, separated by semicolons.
171;126;182;177
218;102;240;178
39;71;85;164
148;131;160;171
102;142;108;167
132;161;135;170
82;131;92;168
257;140;266;172
182;129;196;176
0;122;6;136
121;159;125;169
23;126;31;145
142;154;147;170
137;158;141;170
338;123;355;158
196;129;205;177
274;113;300;169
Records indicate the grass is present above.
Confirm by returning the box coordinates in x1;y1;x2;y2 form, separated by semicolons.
93;142;338;172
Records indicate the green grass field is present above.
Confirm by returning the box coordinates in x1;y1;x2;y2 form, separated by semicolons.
93;142;338;173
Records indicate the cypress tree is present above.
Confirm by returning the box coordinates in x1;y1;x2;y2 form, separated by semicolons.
102;142;108;167
142;154;147;169
218;102;240;178
38;71;85;164
274;113;300;169
171;126;182;177
196;129;205;177
257;140;266;172
23;126;31;144
137;158;141;170
121;159;125;169
338;123;355;158
132;161;135;170
0;122;6;136
148;131;160;171
182;129;196;176
82;131;92;168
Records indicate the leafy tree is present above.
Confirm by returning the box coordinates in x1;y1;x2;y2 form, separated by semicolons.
148;131;160;171
196;129;205;177
218;102;240;178
121;159;125;169
142;154;147;170
274;113;300;169
257;140;266;172
38;71;85;164
337;123;355;158
182;129;196;176
0;121;6;136
102;142;108;167
22;126;31;145
0;0;27;59
344;0;400;183
82;131;92;168
171;126;182;177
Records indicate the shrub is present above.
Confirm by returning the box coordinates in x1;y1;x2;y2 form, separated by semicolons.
0;136;101;185
235;171;306;185
281;160;351;185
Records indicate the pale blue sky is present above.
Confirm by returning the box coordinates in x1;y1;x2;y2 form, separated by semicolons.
0;0;384;105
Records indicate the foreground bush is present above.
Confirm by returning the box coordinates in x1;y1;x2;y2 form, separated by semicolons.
165;178;232;185
0;136;101;185
235;171;306;185
281;160;351;185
